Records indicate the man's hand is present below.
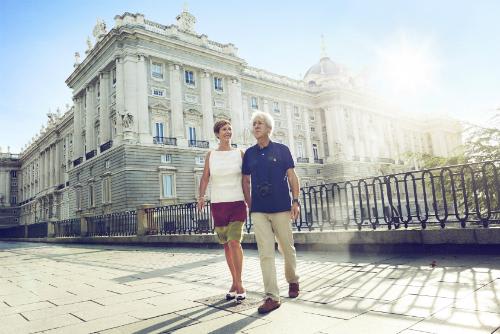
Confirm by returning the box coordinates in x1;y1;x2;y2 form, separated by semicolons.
290;202;300;220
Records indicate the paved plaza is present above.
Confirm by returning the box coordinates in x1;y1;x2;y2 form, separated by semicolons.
0;241;499;334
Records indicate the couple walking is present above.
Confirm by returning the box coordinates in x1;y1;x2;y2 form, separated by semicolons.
197;111;301;314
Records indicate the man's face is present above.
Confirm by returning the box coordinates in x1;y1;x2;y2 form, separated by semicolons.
252;118;270;140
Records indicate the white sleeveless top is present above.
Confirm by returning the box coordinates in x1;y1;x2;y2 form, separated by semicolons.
209;149;245;203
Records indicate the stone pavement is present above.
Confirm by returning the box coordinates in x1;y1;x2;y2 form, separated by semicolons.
0;241;499;334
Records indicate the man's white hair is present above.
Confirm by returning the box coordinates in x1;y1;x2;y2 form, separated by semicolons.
250;110;274;137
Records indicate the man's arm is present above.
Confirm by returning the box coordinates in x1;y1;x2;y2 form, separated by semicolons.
242;174;251;210
287;168;300;220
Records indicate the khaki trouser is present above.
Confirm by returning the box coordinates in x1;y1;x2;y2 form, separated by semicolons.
252;211;299;301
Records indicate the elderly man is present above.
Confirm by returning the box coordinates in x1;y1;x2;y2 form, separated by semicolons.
242;110;300;314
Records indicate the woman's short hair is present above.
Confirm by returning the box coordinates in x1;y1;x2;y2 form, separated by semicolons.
213;119;231;137
250;111;274;137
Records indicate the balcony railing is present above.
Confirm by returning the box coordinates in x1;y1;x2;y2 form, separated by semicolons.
314;158;324;164
100;140;113;153
153;137;177;146
188;140;209;148
73;157;83;167
85;150;97;160
297;157;309;163
378;157;396;164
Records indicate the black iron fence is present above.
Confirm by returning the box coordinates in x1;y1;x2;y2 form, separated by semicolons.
27;222;48;238
298;160;499;231
86;211;137;236
146;202;214;235
0;225;25;238
1;160;498;239
54;218;81;237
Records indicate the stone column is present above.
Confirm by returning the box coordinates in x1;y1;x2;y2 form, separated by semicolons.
72;96;82;159
45;148;50;189
136;55;151;144
285;103;295;157
263;99;270;114
169;63;185;141
39;151;44;190
99;71;111;145
114;57;125;145
5;171;10;206
49;145;54;188
228;78;243;144
120;54;140;143
85;86;96;152
241;95;251;145
200;71;214;141
54;141;60;186
303;109;314;163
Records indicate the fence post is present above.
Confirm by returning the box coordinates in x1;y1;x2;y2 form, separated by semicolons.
80;215;89;237
47;220;56;238
137;204;155;236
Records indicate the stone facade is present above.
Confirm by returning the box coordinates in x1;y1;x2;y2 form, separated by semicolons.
7;9;462;225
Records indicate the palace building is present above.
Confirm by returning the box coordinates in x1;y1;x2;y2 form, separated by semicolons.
0;9;462;225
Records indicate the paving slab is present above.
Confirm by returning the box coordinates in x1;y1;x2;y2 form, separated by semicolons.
0;241;499;334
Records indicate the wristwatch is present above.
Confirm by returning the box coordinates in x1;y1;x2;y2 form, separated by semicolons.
292;198;300;206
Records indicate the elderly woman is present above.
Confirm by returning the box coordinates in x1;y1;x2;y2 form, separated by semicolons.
197;119;247;302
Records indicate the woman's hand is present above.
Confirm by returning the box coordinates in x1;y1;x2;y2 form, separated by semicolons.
197;197;205;211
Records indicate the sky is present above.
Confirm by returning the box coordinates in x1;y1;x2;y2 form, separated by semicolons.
1;0;499;153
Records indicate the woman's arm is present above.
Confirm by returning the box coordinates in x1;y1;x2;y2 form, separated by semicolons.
197;151;211;211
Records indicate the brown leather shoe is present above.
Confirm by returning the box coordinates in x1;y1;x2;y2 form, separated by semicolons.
257;298;281;314
288;282;300;298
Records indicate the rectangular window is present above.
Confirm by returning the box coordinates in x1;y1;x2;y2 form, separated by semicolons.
11;196;16;204
251;97;258;109
97;82;100;98
214;77;223;91
161;174;174;198
297;142;304;158
11;171;17;178
161;154;172;163
151;87;165;97
294;106;300;118
105;160;110;169
102;177;111;203
75;188;82;210
185;70;195;85
188;126;196;141
155;122;164;139
89;184;95;207
195;156;205;165
273;102;280;114
313;144;319;160
310;127;315;132
309;114;316;121
112;68;116;86
151;62;163;79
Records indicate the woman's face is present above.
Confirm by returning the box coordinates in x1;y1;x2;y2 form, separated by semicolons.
218;124;232;141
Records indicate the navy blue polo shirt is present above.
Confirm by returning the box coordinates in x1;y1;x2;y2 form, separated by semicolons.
242;141;295;213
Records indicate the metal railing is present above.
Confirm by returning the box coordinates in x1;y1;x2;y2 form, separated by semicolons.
54;218;81;237
146;202;215;235
153;137;177;146
86;211;137;236
297;160;499;231
0;225;24;238
100;140;113;153
27;222;48;238
188;140;209;148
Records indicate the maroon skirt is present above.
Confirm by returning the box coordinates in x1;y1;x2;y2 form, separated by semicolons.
210;201;247;227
